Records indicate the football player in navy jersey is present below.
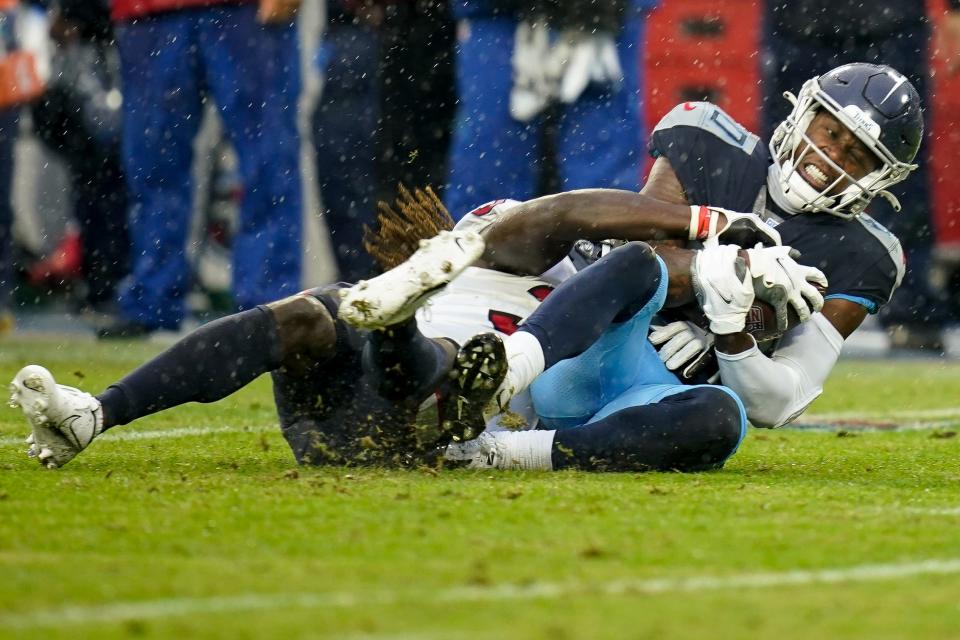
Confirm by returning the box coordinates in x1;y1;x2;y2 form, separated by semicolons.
437;62;922;470
654;62;919;428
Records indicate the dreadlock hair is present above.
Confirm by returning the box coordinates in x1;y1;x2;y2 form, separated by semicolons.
364;185;455;271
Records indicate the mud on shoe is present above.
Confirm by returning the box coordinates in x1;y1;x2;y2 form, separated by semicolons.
443;431;505;469
9;365;104;468
436;332;508;444
338;229;485;330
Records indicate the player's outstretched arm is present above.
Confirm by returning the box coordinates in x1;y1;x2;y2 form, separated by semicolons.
714;299;868;427
478;158;778;275
478;188;693;274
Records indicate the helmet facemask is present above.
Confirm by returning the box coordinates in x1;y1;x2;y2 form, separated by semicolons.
768;77;918;220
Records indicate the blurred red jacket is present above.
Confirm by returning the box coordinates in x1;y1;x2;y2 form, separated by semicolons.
111;0;257;22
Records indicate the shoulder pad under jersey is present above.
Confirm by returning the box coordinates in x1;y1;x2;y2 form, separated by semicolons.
453;199;523;234
648;103;769;213
653;102;760;156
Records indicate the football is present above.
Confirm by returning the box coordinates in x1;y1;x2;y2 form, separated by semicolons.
745;282;828;342
744;300;802;343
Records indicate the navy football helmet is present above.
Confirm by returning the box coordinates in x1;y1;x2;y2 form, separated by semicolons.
768;63;924;219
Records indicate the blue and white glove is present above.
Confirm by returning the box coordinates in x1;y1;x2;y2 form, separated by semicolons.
551;31;622;105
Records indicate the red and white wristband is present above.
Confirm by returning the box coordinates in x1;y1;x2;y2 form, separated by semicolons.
689;205;721;241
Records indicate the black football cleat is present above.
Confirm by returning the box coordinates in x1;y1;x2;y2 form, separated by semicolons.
436;332;507;444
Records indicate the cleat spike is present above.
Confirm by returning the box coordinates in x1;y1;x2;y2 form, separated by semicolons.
435;332;508;446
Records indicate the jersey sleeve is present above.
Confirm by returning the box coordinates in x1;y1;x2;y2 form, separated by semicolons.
648;102;769;213
452;199;523;235
779;213;904;314
821;222;904;313
452;198;575;282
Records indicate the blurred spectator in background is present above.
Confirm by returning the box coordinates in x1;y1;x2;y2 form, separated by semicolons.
444;0;658;218
313;0;454;282
0;0;47;336
763;0;960;351
313;0;381;283
29;0;128;318
375;0;455;204
100;0;304;338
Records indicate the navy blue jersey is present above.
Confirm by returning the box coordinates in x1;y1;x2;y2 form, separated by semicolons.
775;211;903;313
649;102;769;214
649;102;904;313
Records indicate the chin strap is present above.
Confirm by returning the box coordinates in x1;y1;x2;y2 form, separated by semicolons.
765;163;803;215
877;189;902;212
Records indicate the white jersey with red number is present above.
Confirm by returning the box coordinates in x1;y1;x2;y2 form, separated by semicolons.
414;199;575;344
414;199;576;430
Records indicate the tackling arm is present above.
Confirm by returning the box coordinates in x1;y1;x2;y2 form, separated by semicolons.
476;157;777;275
715;299;867;427
477;187;693;274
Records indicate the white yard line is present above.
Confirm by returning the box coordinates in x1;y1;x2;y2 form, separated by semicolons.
0;424;273;447
4;406;960;448
897;507;960;517
801;406;960;421
788;418;959;432
2;557;960;629
4;404;960;447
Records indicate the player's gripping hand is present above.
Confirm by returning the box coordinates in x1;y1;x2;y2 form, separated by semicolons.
690;206;781;248
691;244;755;335
650;321;715;378
745;244;828;331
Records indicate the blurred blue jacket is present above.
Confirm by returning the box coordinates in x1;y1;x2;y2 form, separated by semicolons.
452;0;659;21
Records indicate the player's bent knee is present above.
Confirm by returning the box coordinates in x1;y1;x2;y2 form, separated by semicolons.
267;294;338;370
614;241;656;267
684;386;747;466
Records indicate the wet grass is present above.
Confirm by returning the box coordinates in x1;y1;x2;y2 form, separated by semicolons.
0;339;959;639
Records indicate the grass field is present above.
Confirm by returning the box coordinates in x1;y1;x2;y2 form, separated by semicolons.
1;338;959;639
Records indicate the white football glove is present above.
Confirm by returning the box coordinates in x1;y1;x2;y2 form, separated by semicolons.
689;206;781;248
510;21;555;122
649;321;715;379
745;244;828;331
550;30;623;105
691;244;755;335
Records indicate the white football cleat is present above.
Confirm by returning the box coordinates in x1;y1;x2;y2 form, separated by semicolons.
8;365;104;468
338;229;485;330
443;431;506;469
444;428;555;470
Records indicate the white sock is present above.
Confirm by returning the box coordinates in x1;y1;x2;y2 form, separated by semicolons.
485;330;546;420
496;429;555;470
